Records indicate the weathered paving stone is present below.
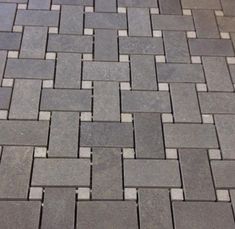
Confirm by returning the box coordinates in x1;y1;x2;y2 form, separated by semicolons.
202;57;233;91
139;189;173;229
28;0;50;9
0;120;49;146
128;8;151;36
95;0;116;12
122;91;171;113
217;17;235;32
124;160;181;187
93;81;120;121
0;147;33;199
55;53;81;88
221;0;235;16
60;5;83;35
0;201;41;229
77;201;138;228
119;37;164;55
80;122;133;147
32;159;90;186
170;83;201;122
189;39;234;56
41;188;75;229
230;65;235;83
173;202;235;229
164;124;218;148
9;79;41;119
95;29;118;61
193;10;219;38
0;32;21;50
0;87;11;109
131;55;157;90
159;0;181;14
48;34;92;53
41;89;91;111
0;50;6;81
118;0;157;7
0;3;16;31
199;92;235;113
164;31;190;63
53;0;93;5
134;113;164;158
83;61;129;81
15;10;59;26
181;0;221;9
214;115;235;159
179;149;215;200
85;12;127;29
5;59;54;79
48;112;79;157
92;148;122;199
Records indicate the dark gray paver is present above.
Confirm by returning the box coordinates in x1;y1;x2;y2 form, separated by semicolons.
0;3;16;31
28;0;50;9
159;0;181;14
0;87;11;109
41;188;75;229
32;159;90;186
53;0;93;4
0;32;21;50
48;112;79;157
0;50;6;81
80;122;133;147
95;0;116;12
118;0;157;7
134;113;164;158
179;149;215;200
124;160;181;187
92;148;122;199
0;146;33;199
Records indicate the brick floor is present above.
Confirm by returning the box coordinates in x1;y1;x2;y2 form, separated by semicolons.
0;0;235;228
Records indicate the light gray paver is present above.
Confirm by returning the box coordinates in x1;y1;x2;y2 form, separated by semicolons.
0;3;16;31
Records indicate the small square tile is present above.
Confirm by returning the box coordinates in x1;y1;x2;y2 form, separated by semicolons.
202;114;214;123
187;31;196;38
216;190;230;201
18;3;27;9
2;78;13;87
121;113;132;122
162;113;173;123
118;30;128;36
191;56;201;64
215;10;224;17
208;149;221;160
13;25;23;33
150;8;159;14
39;111;51;121
120;82;131;90
155;55;166;63
153;30;162;37
119;55;129;62
183;9;192;15
85;6;94;12
34;147;47;158
84;28;93;35
196;83;207;92
125;188;137;200
51;4;60;10
82;81;92;89
220;32;230;39
81;112;92;121
29;187;43;200
227;57;235;64
43;80;53;88
171;188;184;200
0;110;8;119
49;27;58;34
77;188;90;200
79;147;91;158
8;51;18;58
123;148;135;159
158;83;169;91
83;54;93;61
166;148;178;159
46;52;56;60
118;7;126;13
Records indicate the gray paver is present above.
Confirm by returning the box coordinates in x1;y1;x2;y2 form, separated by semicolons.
92;148;122;199
0;3;16;31
53;0;92;4
0;87;11;109
221;0;235;16
0;32;21;50
95;0;116;12
0;51;6;81
229;65;235;83
159;0;181;14
28;0;50;9
118;0;157;7
217;17;235;32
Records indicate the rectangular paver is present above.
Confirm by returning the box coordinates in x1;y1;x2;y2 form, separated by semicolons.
0;32;21;50
0;3;16;31
159;0;181;14
95;0;116;12
28;0;50;9
0;87;11;109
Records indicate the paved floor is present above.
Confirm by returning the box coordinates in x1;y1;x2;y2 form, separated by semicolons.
0;0;235;228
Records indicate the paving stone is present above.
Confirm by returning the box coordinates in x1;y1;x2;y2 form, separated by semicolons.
60;5;83;34
0;32;21;50
0;201;41;229
164;124;218;148
9;79;41;119
55;53;81;88
159;0;181;14
48;112;79;157
41;188;75;229
0;87;11;109
179;149;215;200
92;148;122;199
48;34;92;53
119;37;164;55
189;39;234;56
217;17;235;32
93;81;120;121
95;0;116;12
77;201;138;229
0;146;33;199
230;190;235;211
173;202;235;229
80;122;133;147
124;159;181;187
83;61;129;81
28;0;50;9
139;189;173;229
85;12;127;29
0;51;6;82
221;0;235;16
202;57;233;92
131;55;157;90
181;0;221;9
164;31;190;63
16;10;59;26
95;29;118;61
134;113;164;158
118;0;157;7
32;159;90;186
5;59;55;79
170;83;201;122
128;8;151;36
0;3;16;31
229;65;235;83
199;92;235;113
53;0;92;4
122;91;171;113
193;10;219;38
41;89;91;111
